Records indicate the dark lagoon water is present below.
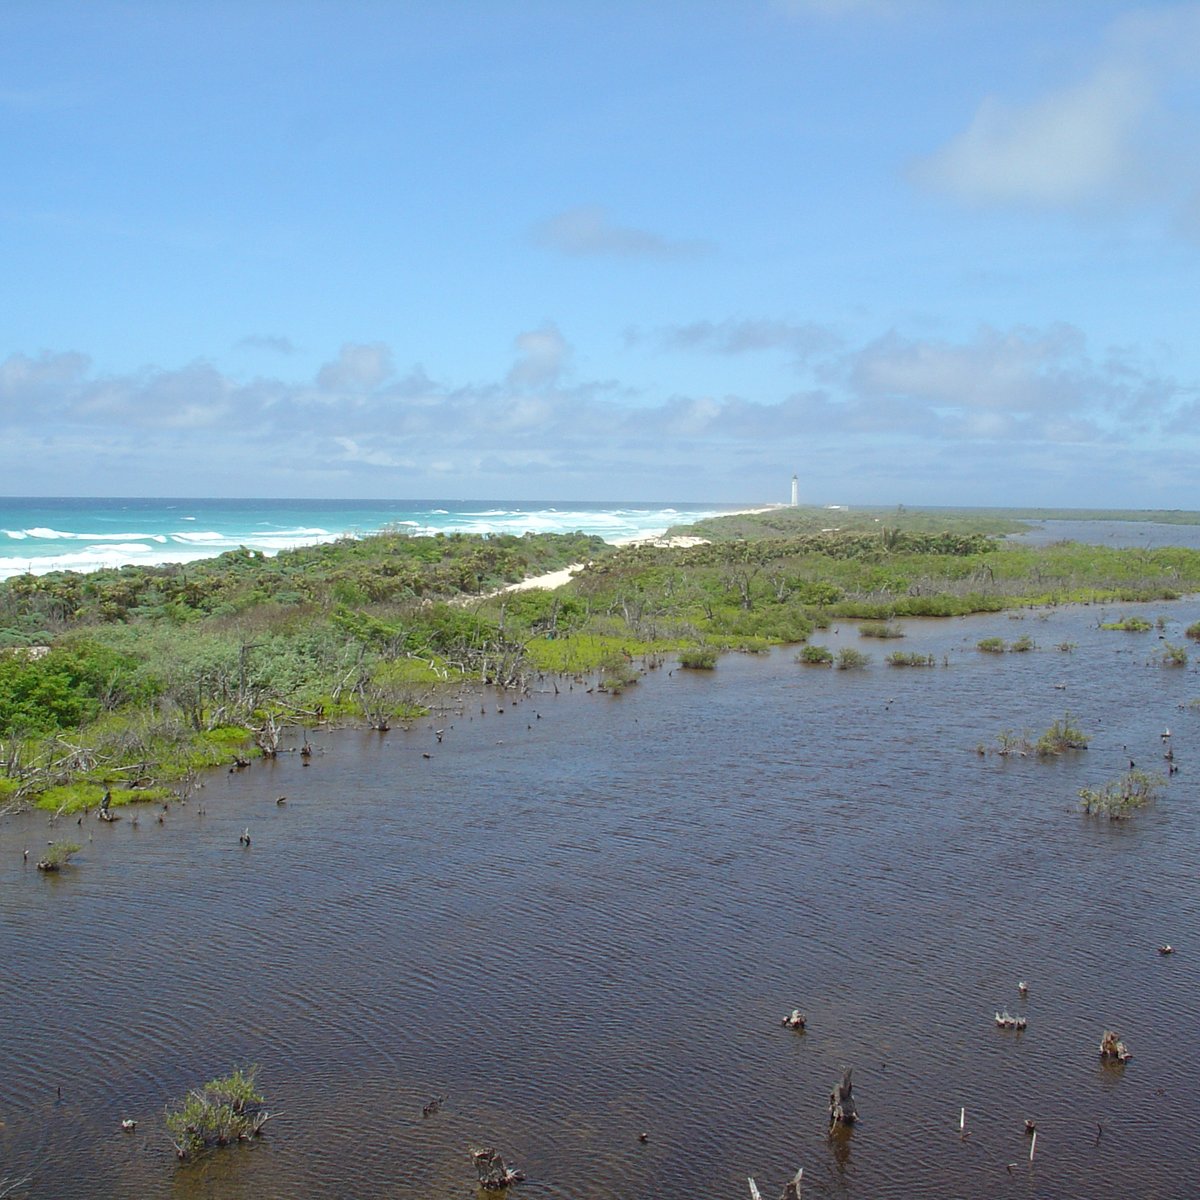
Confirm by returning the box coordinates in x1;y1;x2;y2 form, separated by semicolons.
1008;518;1200;552
3;600;1200;1199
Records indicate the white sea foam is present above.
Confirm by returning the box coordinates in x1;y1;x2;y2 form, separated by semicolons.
0;503;739;579
18;527;168;542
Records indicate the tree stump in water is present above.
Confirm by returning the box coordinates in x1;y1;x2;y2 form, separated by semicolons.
828;1068;857;1127
1100;1030;1132;1063
472;1147;525;1189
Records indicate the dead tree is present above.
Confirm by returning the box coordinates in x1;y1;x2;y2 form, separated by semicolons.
828;1068;857;1127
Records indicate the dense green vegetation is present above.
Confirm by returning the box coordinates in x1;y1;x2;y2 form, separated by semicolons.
1079;770;1163;819
3;507;1200;811
165;1066;269;1160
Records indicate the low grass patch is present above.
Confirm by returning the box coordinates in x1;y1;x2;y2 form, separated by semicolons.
858;621;904;639
835;647;870;670
796;644;833;665
1100;615;1153;631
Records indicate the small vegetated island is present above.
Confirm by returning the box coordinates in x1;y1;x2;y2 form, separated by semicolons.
3;505;1200;813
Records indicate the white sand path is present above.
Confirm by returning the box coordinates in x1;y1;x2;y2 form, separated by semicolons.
492;506;779;595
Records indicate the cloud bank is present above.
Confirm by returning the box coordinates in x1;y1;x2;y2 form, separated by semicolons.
1;318;1193;505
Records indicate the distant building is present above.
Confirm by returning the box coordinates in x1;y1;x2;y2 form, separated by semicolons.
790;475;799;507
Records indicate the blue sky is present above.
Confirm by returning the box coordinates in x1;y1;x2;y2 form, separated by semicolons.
3;0;1199;505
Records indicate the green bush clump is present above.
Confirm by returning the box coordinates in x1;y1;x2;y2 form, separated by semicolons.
1079;770;1163;820
885;652;935;667
977;637;1006;653
1100;615;1152;631
36;841;81;871
1009;635;1035;652
678;647;718;669
165;1066;269;1160
1157;642;1188;666
835;647;869;670
1036;712;1090;756
859;621;903;639
796;645;833;665
1185;621;1200;641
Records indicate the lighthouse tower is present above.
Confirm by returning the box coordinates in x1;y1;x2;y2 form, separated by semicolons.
790;474;799;507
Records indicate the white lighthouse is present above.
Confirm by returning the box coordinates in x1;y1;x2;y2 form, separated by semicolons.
790;474;799;507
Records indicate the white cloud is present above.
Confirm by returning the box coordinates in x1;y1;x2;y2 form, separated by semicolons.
914;67;1152;208
0;320;1193;502
316;342;394;392
533;206;711;259
641;318;841;362
914;6;1200;218
507;325;569;388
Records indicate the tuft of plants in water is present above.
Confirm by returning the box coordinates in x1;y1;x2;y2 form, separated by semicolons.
1100;615;1152;632
1079;770;1164;819
885;651;935;667
1156;642;1188;667
858;621;903;639
1035;712;1090;756
677;647;718;670
1009;635;1035;652
1185;620;1200;641
796;645;833;665
165;1066;270;1160
36;841;80;871
835;647;870;670
977;637;1006;653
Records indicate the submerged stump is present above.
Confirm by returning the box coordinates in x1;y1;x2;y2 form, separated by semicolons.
472;1147;525;1189
828;1068;857;1127
1100;1030;1132;1063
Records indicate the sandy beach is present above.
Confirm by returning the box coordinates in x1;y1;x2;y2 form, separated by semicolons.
496;504;781;595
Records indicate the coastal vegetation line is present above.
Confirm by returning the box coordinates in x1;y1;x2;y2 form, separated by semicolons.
3;505;1199;814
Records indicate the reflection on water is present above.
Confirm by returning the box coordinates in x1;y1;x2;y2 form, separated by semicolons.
2;601;1200;1198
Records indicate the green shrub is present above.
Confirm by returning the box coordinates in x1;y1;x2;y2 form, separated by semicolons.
859;621;903;639
1079;770;1163;819
886;651;935;667
1036;712;1090;756
796;644;833;665
835;647;869;670
1185;621;1200;641
1100;615;1152;631
165;1066;269;1160
36;841;81;871
678;647;718;669
977;637;1006;654
1009;635;1035;652
1157;642;1188;666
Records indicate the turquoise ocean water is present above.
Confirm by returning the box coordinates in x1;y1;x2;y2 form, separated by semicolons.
0;498;751;579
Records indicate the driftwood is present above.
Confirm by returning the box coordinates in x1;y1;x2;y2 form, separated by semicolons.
828;1068;857;1127
748;1168;802;1200
1100;1030;1132;1062
995;1011;1027;1030
472;1147;525;1189
781;1009;806;1030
